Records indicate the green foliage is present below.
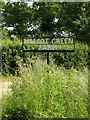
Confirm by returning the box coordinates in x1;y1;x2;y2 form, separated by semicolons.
53;42;88;70
2;60;88;118
2;37;88;76
33;2;57;36
2;2;90;43
2;2;33;37
2;28;10;40
2;38;31;76
57;2;90;44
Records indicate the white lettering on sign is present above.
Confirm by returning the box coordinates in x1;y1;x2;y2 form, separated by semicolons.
45;38;49;44
39;45;41;50
39;45;57;50
43;45;47;50
68;38;73;44
41;39;44;44
25;38;73;50
56;38;60;44
52;39;54;44
48;45;51;50
52;45;57;50
37;39;39;44
61;38;64;44
65;38;68;44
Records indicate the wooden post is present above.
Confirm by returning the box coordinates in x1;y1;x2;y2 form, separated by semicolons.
47;52;49;65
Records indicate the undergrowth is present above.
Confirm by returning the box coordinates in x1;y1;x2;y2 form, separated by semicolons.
2;58;88;119
2;38;88;76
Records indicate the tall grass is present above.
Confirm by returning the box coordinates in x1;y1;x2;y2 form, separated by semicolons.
2;58;88;119
2;37;88;76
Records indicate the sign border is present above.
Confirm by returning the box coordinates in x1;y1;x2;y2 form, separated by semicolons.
22;37;75;52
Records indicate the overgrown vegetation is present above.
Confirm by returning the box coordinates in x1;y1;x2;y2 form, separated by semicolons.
53;42;88;69
1;2;89;119
2;37;88;76
1;32;89;119
2;38;30;76
2;59;88;119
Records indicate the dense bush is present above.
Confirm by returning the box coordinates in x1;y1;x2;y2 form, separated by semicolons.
2;38;88;76
2;59;88;118
2;38;31;76
53;42;88;70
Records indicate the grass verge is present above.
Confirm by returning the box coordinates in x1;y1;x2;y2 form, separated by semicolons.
2;58;88;119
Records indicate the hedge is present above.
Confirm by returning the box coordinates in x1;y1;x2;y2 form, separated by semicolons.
2;39;31;76
53;42;88;70
2;39;88;76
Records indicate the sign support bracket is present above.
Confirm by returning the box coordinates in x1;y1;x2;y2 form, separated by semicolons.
47;52;49;65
